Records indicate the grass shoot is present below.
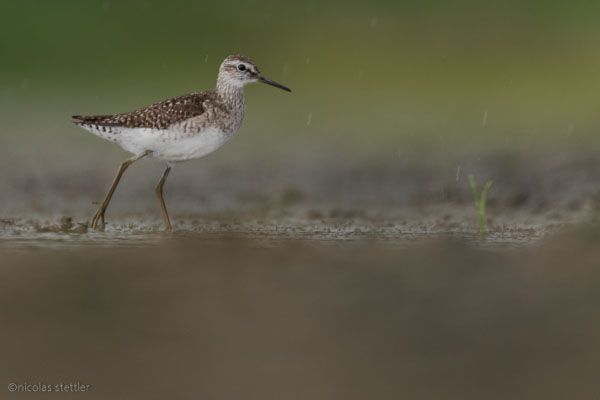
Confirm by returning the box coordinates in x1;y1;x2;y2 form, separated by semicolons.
468;175;493;236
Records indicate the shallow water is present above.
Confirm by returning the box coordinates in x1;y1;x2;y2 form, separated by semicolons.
2;226;600;399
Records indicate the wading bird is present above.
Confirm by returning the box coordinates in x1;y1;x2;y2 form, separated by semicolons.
73;55;291;231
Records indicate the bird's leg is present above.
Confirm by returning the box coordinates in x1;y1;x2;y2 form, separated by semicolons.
90;151;150;230
155;164;173;231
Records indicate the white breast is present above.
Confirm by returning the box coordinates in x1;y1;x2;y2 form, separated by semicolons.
76;123;236;162
116;127;236;162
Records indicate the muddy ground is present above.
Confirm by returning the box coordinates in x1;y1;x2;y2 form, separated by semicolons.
1;153;600;399
2;151;600;245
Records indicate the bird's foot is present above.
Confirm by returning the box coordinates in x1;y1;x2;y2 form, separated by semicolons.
90;210;106;230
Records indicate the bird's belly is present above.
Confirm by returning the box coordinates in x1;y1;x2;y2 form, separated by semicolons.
117;127;235;161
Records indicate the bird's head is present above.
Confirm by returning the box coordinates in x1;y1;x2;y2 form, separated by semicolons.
218;55;291;92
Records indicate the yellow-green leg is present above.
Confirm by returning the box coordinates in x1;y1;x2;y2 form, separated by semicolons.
90;151;149;230
155;165;173;231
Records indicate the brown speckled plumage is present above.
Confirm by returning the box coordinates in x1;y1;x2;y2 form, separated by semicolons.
72;55;259;133
72;91;224;130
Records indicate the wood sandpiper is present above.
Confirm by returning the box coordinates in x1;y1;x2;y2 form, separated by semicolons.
73;54;291;231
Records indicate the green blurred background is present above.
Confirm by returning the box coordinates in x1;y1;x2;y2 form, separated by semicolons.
3;0;600;160
3;0;600;220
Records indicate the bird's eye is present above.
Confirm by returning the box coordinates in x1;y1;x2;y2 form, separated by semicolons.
237;64;246;71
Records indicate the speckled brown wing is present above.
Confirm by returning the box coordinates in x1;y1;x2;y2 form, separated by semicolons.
72;92;217;129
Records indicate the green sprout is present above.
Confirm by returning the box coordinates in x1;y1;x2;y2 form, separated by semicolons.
468;175;493;236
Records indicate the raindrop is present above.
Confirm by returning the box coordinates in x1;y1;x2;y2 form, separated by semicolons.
306;112;313;126
370;17;378;28
567;123;575;136
482;111;488;127
456;165;462;182
305;57;310;65
204;54;209;63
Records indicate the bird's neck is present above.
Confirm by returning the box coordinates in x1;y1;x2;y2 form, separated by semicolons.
216;77;245;108
215;76;245;132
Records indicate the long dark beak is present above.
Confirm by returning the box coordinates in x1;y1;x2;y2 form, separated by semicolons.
259;75;291;92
